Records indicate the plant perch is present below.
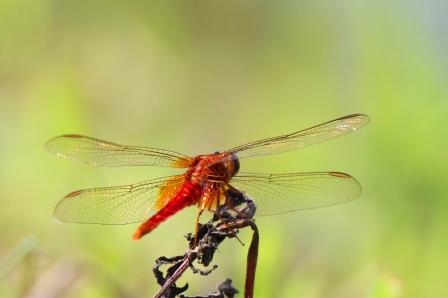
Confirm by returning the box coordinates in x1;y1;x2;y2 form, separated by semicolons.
152;190;259;298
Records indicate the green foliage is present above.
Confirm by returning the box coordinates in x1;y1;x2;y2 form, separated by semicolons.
0;0;447;297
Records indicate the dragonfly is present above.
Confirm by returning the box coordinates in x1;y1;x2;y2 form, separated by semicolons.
46;114;369;240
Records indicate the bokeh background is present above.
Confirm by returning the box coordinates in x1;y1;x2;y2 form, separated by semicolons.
1;1;447;297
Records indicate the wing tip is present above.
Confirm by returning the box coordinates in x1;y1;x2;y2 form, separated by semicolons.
44;136;58;153
328;172;363;197
345;113;371;126
328;171;352;178
330;171;362;191
64;190;83;199
44;134;80;154
61;134;83;138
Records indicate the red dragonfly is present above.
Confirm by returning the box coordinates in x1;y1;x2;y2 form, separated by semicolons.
46;114;369;240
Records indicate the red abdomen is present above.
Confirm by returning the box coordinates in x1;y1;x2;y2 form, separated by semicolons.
132;180;203;240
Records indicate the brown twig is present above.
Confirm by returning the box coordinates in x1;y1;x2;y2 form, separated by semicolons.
152;190;258;298
214;219;259;298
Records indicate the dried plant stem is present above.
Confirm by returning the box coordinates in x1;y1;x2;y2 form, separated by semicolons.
153;216;258;298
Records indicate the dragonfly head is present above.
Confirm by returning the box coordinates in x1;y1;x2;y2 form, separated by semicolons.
226;153;240;178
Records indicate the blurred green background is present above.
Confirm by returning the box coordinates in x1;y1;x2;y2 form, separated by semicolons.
1;1;447;297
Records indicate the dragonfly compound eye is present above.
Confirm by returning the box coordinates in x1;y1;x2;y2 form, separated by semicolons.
229;153;240;177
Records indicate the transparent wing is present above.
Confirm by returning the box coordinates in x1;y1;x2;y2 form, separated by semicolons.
230;172;362;216
54;175;185;224
45;134;193;167
218;114;369;161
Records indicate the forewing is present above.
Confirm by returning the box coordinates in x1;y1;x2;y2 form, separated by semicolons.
45;134;193;167
230;172;361;216
220;114;369;160
54;175;185;224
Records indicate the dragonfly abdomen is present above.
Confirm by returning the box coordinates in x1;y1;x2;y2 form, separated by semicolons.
132;180;203;240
